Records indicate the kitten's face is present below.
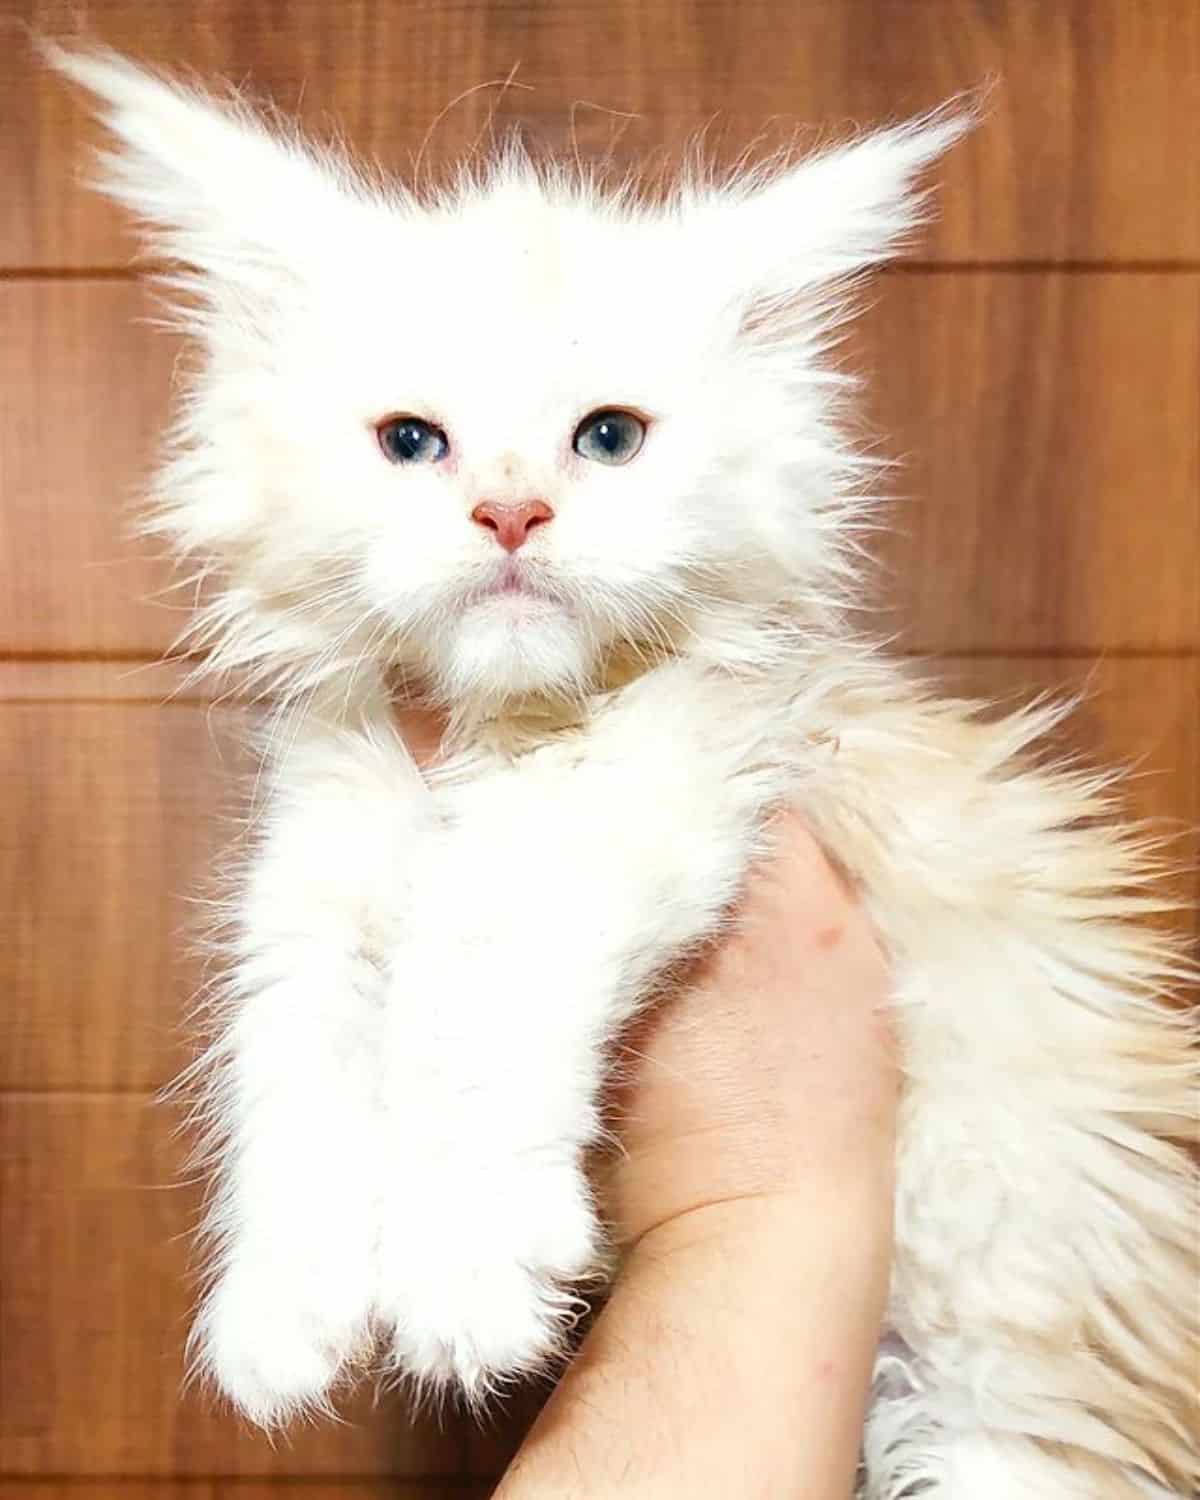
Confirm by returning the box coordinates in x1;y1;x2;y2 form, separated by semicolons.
54;49;963;708
245;189;795;704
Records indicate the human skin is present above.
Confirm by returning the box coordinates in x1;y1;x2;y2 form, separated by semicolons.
395;707;898;1498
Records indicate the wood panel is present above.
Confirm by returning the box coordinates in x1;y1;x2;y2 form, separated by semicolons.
863;272;1200;652
0;280;182;655
462;1393;541;1486
212;1488;492;1499
3;658;1194;1097
2;1;1197;267
3;273;1196;659
0;659;199;701
1;3;1196;1491
0;1487;215;1499
0;697;243;1093
0;1095;467;1477
0;1484;489;1498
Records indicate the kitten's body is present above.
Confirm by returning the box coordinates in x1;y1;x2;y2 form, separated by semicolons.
53;47;1198;1498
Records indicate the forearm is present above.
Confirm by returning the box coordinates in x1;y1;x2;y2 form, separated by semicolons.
495;1177;892;1499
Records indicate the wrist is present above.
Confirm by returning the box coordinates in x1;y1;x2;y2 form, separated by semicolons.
497;1183;892;1500
606;1130;896;1257
625;1175;893;1284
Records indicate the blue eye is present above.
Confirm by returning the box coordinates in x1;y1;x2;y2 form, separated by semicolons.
376;416;449;465
572;409;646;466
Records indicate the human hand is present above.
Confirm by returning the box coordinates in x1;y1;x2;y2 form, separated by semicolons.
599;806;897;1252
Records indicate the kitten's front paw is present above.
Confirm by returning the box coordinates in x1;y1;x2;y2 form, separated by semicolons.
382;1161;600;1400
193;1256;371;1427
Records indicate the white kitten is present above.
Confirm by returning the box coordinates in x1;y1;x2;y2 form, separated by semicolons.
52;46;1197;1498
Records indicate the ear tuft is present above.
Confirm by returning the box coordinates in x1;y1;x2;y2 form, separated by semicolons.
43;42;371;294
699;95;979;321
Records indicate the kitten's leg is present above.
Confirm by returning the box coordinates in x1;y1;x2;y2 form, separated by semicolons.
379;871;617;1397
193;946;382;1425
380;667;775;1395
190;715;434;1426
381;1003;601;1389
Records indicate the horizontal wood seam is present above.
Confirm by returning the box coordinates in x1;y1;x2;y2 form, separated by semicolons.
0;1479;492;1489
1;263;1199;282
2;647;1197;670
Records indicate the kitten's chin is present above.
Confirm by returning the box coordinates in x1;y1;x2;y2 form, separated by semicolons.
434;610;593;707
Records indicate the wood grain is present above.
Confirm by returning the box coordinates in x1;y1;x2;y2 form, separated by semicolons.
861;271;1200;652
0;1484;488;1498
0;659;202;701
3;0;1197;268
2;273;1195;660
213;1488;492;1499
0;1487;216;1499
0;700;244;1093
0;280;182;655
0;1095;467;1477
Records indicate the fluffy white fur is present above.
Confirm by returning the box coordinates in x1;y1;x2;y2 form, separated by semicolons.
51;46;1198;1497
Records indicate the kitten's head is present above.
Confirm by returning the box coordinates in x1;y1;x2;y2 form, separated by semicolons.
52;47;967;712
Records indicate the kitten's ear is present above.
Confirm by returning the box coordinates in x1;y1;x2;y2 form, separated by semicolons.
44;44;371;302
701;104;973;317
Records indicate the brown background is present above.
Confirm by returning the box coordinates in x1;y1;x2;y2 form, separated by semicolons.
1;2;1197;1496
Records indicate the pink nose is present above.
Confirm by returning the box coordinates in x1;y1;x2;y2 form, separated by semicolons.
470;498;554;553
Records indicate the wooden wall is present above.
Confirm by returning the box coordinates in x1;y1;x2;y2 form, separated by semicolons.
2;3;1196;1496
